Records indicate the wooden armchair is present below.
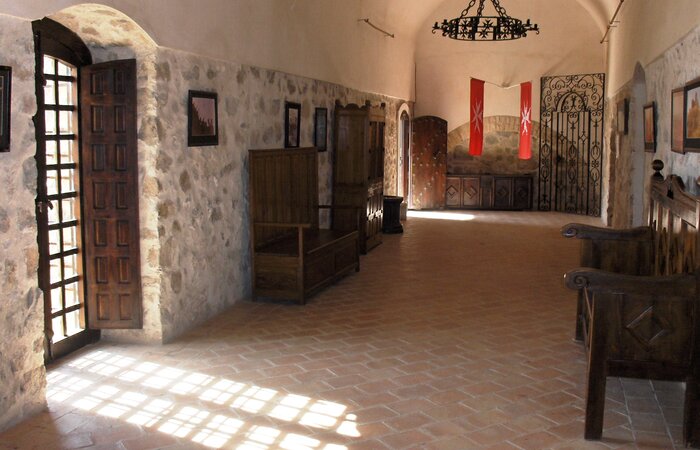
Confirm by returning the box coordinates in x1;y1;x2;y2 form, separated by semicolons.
564;268;700;445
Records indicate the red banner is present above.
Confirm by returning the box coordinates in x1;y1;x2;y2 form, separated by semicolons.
469;78;485;156
519;81;532;160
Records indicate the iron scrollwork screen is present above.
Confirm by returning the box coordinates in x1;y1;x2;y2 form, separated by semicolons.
538;73;605;216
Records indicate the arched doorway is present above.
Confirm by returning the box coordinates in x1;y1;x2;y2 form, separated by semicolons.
33;6;157;361
397;103;411;212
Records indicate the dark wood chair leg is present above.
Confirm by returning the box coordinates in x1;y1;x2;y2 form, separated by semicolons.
585;303;606;440
684;375;700;447
575;290;584;341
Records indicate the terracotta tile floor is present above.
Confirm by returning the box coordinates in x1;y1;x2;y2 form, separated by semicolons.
0;211;690;449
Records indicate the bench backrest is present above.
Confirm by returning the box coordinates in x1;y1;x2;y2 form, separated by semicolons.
649;174;700;275
249;147;319;248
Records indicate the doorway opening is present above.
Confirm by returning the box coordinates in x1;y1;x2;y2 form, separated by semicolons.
34;16;143;362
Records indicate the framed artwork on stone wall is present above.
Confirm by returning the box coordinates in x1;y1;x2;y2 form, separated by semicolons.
617;98;628;135
643;102;656;152
285;102;301;148
671;87;685;154
684;77;700;152
0;66;11;152
314;107;327;151
187;90;218;147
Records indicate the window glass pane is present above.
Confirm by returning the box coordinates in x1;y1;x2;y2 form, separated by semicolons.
60;140;74;164
58;81;73;105
52;316;66;342
47;200;59;225
64;282;80;309
43;56;55;75
46;170;59;196
57;60;72;77
51;287;63;314
65;309;83;338
62;226;78;252
49;256;62;284
63;253;79;279
60;169;75;194
48;229;61;256
44;80;56;106
61;198;76;222
58;111;73;135
45;141;58;164
45;110;57;135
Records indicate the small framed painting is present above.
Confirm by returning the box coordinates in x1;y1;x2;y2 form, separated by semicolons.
314;107;327;151
684;78;700;152
617;98;628;135
0;66;11;152
643;102;656;152
285;102;301;148
188;90;218;147
671;87;685;154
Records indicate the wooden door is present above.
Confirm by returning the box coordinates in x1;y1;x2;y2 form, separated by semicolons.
81;59;142;329
410;116;447;210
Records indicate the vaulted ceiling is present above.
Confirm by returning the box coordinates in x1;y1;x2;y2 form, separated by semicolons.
360;0;618;42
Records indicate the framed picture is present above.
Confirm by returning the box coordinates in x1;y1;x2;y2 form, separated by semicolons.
0;66;11;152
285;102;301;148
643;102;656;152
684;78;700;152
617;98;628;135
672;87;685;154
188;90;218;147
314;107;327;151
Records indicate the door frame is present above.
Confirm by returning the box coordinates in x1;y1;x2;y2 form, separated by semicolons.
33;18;99;362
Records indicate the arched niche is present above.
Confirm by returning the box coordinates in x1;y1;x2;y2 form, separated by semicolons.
47;4;164;344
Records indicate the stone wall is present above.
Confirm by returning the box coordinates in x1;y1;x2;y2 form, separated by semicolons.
642;24;700;192
53;6;406;344
446;116;539;176
0;15;46;432
153;47;405;342
605;24;700;229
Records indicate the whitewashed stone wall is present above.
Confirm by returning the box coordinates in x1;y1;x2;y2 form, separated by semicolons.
154;47;405;341
605;24;700;228
641;25;700;193
0;15;46;432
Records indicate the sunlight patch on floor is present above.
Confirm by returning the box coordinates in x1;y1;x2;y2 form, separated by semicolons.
46;350;355;449
407;210;476;221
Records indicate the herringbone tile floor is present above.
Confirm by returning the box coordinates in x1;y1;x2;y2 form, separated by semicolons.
0;211;688;449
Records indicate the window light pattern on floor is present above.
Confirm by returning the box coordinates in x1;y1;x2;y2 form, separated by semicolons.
46;350;355;449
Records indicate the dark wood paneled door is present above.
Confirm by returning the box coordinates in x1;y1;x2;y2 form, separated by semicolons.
410;116;447;210
80;59;142;329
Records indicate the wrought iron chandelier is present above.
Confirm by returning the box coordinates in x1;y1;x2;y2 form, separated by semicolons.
433;0;539;41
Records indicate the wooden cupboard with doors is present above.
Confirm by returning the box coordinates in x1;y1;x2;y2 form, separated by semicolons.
410;116;447;210
332;101;385;254
445;174;533;210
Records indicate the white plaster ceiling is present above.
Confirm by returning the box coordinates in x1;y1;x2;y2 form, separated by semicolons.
361;0;618;41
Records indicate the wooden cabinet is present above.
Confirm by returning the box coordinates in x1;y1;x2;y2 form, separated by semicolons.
333;101;385;253
446;174;533;210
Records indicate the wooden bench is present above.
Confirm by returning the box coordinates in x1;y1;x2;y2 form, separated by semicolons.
562;160;700;445
249;147;360;304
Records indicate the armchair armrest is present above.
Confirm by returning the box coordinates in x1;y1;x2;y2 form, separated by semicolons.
564;267;696;297
561;223;653;241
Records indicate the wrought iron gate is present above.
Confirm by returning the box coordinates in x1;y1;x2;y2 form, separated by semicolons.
538;73;605;216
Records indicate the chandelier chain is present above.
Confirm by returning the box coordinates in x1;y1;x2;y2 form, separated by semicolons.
461;0;478;19
490;0;509;18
